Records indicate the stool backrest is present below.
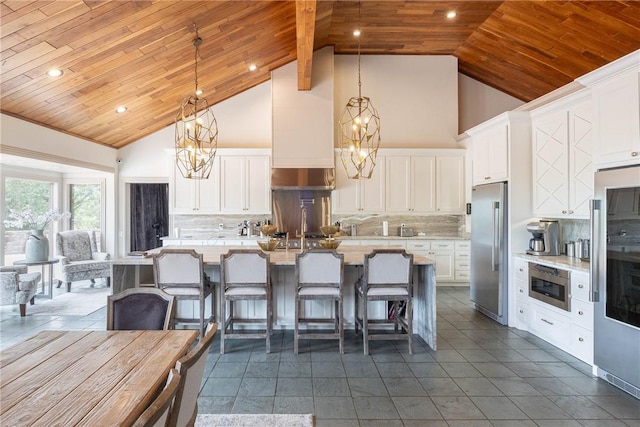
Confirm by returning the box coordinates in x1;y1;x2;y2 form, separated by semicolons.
296;249;344;287
365;249;413;286
153;249;204;287
221;250;269;286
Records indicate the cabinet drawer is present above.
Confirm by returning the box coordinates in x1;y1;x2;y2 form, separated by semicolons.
455;251;470;260
571;271;590;301
514;258;529;281
515;278;528;298
570;323;594;364
571;298;594;330
455;241;470;251
454;259;470;270
530;303;571;346
406;241;430;251
455;271;470;281
515;299;529;331
430;241;454;251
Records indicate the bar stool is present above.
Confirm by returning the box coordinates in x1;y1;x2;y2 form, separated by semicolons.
294;249;345;354
355;249;414;355
220;249;272;354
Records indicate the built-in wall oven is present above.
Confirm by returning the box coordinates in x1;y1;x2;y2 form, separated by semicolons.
529;263;570;311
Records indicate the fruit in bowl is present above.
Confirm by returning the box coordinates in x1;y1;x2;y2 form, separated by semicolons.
319;239;341;250
257;239;280;251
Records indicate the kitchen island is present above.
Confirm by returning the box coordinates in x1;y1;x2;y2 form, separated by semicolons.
111;245;437;349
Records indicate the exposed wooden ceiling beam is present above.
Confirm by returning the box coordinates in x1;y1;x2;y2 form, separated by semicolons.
296;0;316;91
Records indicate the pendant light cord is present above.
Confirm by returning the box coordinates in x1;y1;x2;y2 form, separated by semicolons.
193;23;202;97
357;1;362;100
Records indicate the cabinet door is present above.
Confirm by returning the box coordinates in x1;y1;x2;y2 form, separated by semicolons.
196;157;220;213
170;155;198;214
412;156;436;213
245;155;271;213
360;160;386;212
431;250;454;281
333;155;361;212
436;156;464;213
568;101;593;218
220;156;246;212
472;126;508;185
592;71;640;168
472;137;490;185
385;156;411;212
532;109;569;217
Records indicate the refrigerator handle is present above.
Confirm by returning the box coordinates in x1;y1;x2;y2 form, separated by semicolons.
492;201;500;272
589;199;601;302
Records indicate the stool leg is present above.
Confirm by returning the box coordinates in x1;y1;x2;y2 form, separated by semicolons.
407;297;413;355
294;297;300;355
363;296;369;355
220;296;226;355
338;297;344;355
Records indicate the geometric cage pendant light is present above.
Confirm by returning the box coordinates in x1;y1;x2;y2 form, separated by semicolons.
338;2;381;180
175;24;218;179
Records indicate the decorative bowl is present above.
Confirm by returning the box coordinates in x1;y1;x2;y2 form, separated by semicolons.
257;239;280;251
320;225;340;237
260;224;277;236
319;239;341;250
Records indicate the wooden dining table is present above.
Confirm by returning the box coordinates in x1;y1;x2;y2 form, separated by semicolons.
0;329;198;426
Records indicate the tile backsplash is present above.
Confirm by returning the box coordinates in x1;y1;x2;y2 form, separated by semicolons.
332;214;466;237
558;219;590;245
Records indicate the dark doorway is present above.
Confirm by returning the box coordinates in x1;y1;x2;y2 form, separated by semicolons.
130;183;169;251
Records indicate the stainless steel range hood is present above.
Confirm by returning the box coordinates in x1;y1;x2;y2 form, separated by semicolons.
271;168;335;190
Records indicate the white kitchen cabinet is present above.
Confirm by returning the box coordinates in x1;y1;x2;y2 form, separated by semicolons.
470;122;509;185
385;155;436;213
333;152;385;213
579;51;640;169
170;156;220;214
220;154;271;214
407;240;454;282
453;240;470;282
436;156;465;213
531;94;593;219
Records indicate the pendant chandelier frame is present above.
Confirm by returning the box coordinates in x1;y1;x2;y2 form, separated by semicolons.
338;1;381;180
175;24;218;180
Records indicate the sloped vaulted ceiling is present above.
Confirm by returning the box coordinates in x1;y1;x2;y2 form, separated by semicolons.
1;1;639;148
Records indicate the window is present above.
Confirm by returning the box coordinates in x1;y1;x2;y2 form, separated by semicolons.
68;182;104;249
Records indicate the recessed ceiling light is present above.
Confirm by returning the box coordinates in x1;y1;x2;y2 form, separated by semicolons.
248;64;257;72
115;106;127;113
446;11;457;19
353;29;361;37
47;69;63;78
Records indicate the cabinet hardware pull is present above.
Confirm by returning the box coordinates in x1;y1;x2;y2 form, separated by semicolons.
578;311;584;315
519;268;523;272
568;210;573;214
578;284;584;289
484;176;491;180
519;309;524;313
519;289;524;293
632;151;638;157
541;318;554;325
578;337;584;342
562;210;567;214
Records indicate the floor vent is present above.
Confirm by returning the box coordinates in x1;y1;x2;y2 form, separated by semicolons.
601;369;640;400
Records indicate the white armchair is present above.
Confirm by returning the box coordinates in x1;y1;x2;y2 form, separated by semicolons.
0;266;41;316
56;230;111;292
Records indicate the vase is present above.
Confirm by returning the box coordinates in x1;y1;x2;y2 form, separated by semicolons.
25;229;49;262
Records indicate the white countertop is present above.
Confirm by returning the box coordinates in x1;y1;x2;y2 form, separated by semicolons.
162;234;470;241
515;253;590;273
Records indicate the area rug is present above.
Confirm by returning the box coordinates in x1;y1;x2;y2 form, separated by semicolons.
0;283;109;317
195;414;314;427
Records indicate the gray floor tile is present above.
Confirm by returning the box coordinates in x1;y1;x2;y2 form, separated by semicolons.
244;361;279;377
516;349;561;362
231;396;274;413
408;363;448;378
457;349;499;363
314;396;357;419
353;396;401;419
275;377;313;396
453;377;503;396
392;396;443;420
382;377;427;397
487;349;530;362
558;376;626;396
431;396;486;420
313;377;351;396
470;362;518;378
506;362;555;378
587;395;640;419
376;362;414;377
418;377;466;396
530;421;583;427
272;396;315;414
210;362;247;378
200;377;242;397
430;349;467;362
524;377;581;396
549;395;615;419
371;352;405;363
470;396;528;419
197;396;235;414
278;361;311;377
490;421;537;427
510;396;572;419
315;419;359;427
237;377;276;396
488;377;542;396
344;361;380;377
401;421;449;427
349;377;389;397
311;351;343;362
579;421;632;427
312;362;346;377
439;362;483;378
358;420;404;427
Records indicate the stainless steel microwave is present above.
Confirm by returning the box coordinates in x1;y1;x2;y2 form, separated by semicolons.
529;263;570;311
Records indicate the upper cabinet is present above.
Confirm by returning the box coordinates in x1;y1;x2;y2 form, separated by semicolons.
578;50;640;169
469;119;509;185
436;155;465;213
220;153;271;214
271;47;334;168
386;155;436;213
170;156;220;214
170;149;270;215
531;92;593;219
333;151;385;213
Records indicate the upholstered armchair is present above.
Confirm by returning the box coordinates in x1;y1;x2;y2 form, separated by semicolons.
56;230;111;292
0;266;41;316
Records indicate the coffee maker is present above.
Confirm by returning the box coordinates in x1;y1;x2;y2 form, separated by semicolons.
526;220;560;256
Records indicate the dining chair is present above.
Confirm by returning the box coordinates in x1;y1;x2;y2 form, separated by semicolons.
220;249;272;354
133;368;181;427
107;287;176;330
153;249;215;339
355;249;414;355
294;249;345;354
169;322;217;427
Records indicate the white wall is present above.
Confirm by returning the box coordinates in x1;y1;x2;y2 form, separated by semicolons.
458;74;524;133
335;55;459;147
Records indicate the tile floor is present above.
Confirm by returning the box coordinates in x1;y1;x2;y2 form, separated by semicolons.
1;286;639;426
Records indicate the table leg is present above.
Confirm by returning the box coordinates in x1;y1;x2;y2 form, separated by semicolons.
41;264;46;295
48;263;54;299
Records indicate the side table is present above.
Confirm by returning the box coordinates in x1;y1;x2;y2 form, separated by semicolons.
13;258;60;299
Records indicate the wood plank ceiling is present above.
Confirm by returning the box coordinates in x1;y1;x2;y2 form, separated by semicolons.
1;1;639;149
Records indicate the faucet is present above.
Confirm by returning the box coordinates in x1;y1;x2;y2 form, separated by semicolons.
300;206;308;252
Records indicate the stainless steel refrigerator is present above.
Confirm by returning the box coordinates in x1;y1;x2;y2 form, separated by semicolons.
591;165;640;398
471;182;508;325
